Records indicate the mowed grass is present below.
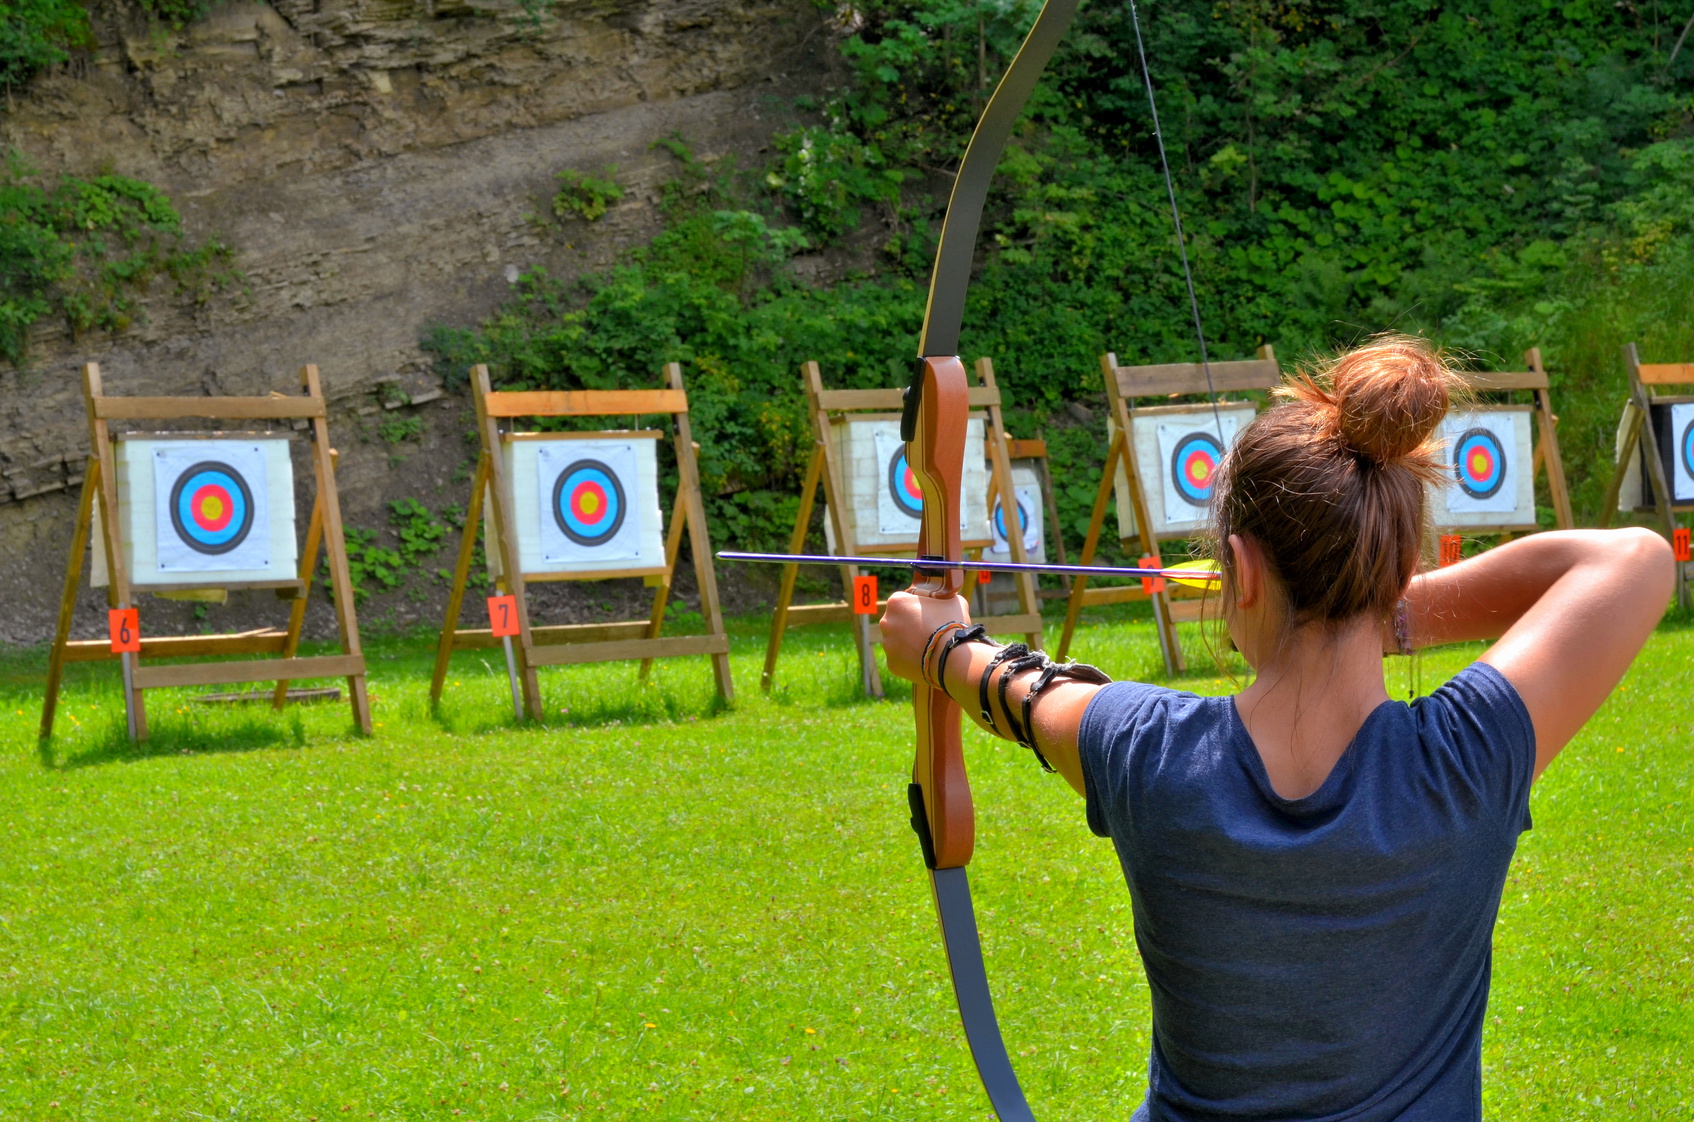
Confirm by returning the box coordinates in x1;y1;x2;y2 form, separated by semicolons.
0;606;1689;1120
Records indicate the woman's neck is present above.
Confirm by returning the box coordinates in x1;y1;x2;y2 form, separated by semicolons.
1234;617;1391;800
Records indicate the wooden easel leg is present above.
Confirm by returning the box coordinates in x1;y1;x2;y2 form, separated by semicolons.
41;460;98;741
303;367;372;735
763;444;824;692
1151;586;1184;676
120;654;140;741
1057;440;1120;660
1597;404;1641;531
273;467;329;710
639;485;689;682
431;457;489;705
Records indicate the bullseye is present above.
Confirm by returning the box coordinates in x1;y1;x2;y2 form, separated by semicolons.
553;459;626;546
1169;432;1225;506
168;462;254;555
1453;427;1507;500
888;448;924;519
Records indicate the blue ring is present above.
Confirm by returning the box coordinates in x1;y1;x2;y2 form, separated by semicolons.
1680;418;1694;481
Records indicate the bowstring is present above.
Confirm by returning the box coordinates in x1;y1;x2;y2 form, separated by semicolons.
1126;0;1224;442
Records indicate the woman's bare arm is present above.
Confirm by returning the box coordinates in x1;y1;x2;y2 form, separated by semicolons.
1403;528;1673;777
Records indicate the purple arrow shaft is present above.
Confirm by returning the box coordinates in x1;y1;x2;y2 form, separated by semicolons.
715;551;1220;582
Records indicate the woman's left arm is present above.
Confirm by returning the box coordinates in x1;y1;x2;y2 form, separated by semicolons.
879;589;1105;797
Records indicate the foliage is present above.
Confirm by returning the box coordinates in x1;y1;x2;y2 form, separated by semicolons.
552;166;624;223
2;0;223;92
427;0;1694;558
7;613;1693;1115
0;153;236;364
0;0;87;91
329;498;452;604
377;413;425;444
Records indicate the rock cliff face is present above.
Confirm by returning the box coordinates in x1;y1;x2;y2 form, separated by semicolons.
0;0;831;645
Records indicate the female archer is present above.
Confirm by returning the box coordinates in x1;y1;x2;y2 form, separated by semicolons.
879;335;1672;1120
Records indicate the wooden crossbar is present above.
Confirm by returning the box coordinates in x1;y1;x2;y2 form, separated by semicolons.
132;654;365;690
449;620;654;649
62;629;288;662
1461;369;1548;391
482;389;688;417
525;633;729;667
1638;363;1694;386
1113;358;1280;399
93;396;326;421
812;386;1003;412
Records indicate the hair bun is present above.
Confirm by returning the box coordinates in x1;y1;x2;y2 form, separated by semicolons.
1299;336;1460;463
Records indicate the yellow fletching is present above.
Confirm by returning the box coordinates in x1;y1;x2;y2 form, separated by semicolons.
1163;559;1221;590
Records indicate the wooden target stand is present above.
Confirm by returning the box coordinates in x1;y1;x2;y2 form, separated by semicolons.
1055;347;1280;674
429;363;733;720
40;364;372;742
761;358;1043;697
1598;343;1694;609
1434;348;1575;549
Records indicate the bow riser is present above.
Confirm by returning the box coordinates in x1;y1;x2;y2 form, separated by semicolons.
908;356;975;870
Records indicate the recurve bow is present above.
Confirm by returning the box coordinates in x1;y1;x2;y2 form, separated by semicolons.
900;1;1083;1117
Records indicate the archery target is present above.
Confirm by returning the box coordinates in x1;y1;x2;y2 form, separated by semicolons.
1672;402;1694;502
1112;403;1254;539
1433;409;1534;526
824;419;990;550
169;462;255;555
498;435;664;575
552;458;627;547
1168;430;1227;507
103;437;295;586
988;464;1045;564
535;440;648;566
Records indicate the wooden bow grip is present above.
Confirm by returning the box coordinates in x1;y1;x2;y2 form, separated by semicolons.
907;356;974;869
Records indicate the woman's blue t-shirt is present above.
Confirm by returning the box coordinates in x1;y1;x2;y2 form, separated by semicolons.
1078;662;1536;1122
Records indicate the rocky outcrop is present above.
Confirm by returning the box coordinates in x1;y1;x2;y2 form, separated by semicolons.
0;0;831;645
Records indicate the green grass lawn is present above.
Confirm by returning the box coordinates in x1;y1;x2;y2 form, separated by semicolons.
0;606;1689;1120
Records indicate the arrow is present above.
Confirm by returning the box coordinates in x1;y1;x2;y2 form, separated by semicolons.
717;550;1221;589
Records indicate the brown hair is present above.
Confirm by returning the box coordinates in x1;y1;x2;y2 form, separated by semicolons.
1210;335;1465;629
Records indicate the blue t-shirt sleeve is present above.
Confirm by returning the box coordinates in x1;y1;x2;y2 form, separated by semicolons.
1078;680;1175;839
1420;661;1538;835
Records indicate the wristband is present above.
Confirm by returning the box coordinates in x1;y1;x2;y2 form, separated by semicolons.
935;624;989;693
920;621;966;689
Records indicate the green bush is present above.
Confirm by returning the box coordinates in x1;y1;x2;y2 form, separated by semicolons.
426;0;1694;561
552;167;623;223
0;153;236;363
0;0;88;91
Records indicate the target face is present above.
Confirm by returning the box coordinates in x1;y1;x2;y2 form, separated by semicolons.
552;459;627;546
1453;427;1507;500
1169;432;1225;506
1682;419;1694;481
167;461;256;555
886;448;924;520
